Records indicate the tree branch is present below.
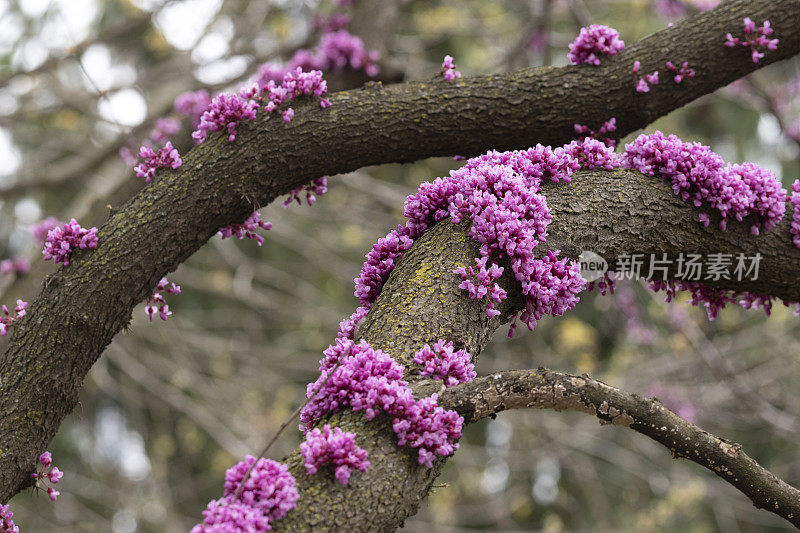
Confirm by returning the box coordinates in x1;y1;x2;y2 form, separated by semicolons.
438;368;800;527
1;0;799;521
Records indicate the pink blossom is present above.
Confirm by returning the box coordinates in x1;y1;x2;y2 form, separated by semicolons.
42;218;98;266
413;340;476;387
568;25;625;65
144;277;181;321
442;55;461;81
300;425;370;484
218;211;273;246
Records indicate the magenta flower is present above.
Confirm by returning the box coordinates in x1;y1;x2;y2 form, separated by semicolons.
413;340;476;387
30;450;63;503
192;91;259;144
725;18;778;63
790;180;800;249
666;60;695;83
191;499;270;532
31;216;60;243
222;456;299;521
42;218;98;266
300;425;370;484
568;24;625;65
633;62;660;92
149;117;181;145
0;257;29;276
573;117;617;147
282;177;328;208
622;132;787;234
300;339;464;467
174;90;212;125
442;55;461;81
134;141;182;183
144;277;181;322
218;211;273;246
562;137;621;170
1;504;18;533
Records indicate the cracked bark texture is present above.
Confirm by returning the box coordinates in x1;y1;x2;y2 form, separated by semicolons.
1;0;800;523
439;369;800;527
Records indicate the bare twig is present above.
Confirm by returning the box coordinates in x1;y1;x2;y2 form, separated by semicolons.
439;368;800;527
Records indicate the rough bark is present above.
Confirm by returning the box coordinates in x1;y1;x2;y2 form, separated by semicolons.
541;170;800;302
1;0;800;520
439;369;800;527
278;219;520;532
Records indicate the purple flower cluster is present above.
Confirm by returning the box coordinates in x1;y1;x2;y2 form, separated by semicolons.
145;277;181;321
300;425;370;485
149;117;181;145
31;451;63;502
354;225;416;306
223;457;299;520
314;30;380;77
192;456;298;532
134;141;182;183
0;257;29;276
42;218;98;266
442;55;461;81
0;299;27;336
262;68;332;123
568;24;625;66
412;340;476;387
192;91;259;144
299;339;464;467
586;272;616;296
0;505;17;533
31;216;59;243
666;60;695;83
218;211;273;246
648;279;738;320
282;177;328;208
336;306;369;341
633;61;659;92
255;29;379;88
371;146;585;333
121;117;184;169
621;132;787;234
174;90;212;125
454;257;506;318
573;117;617;147
725;18;778;63
563;137;621;170
193;500;269;532
791;180;800;248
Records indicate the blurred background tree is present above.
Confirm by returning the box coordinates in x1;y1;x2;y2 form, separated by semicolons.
0;0;798;531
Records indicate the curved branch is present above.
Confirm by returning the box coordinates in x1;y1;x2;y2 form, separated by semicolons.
438;368;800;527
1;0;799;513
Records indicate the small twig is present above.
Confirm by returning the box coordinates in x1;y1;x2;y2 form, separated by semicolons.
439;368;800;528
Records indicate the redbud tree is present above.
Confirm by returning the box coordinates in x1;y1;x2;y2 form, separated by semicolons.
1;0;800;530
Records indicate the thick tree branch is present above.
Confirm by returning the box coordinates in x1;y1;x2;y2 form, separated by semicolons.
1;0;799;521
439;368;800;527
